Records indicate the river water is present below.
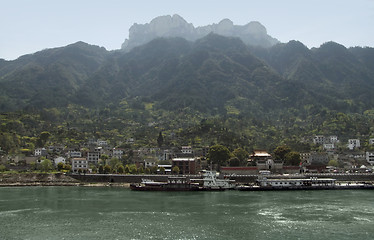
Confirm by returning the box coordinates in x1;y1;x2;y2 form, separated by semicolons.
0;187;373;240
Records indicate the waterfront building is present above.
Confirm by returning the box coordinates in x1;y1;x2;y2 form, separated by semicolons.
172;157;197;174
87;151;100;165
71;158;88;172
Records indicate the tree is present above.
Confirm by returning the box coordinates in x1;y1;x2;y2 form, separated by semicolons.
273;145;292;161
40;159;53;172
159;167;166;174
207;144;231;166
0;164;7;172
172;166;180;174
100;154;109;164
328;159;339;167
129;164;137;174
124;165;130;174
98;165;104;174
157;131;164;148
108;157;120;169
228;157;240;167
284;151;301;166
117;165;124;174
232;148;249;165
57;162;64;171
104;164;111;174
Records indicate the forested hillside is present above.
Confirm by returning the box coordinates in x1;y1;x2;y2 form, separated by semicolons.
1;34;374;154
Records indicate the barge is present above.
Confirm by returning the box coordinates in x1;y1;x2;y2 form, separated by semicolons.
130;171;236;191
237;176;374;191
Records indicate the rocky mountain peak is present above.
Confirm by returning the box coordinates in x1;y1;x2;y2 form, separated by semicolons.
121;15;279;51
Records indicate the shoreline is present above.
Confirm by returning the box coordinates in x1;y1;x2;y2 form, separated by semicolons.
0;182;131;188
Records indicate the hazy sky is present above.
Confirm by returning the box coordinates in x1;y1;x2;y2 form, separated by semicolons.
1;0;373;60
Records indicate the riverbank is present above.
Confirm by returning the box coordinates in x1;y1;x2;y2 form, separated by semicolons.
0;173;130;188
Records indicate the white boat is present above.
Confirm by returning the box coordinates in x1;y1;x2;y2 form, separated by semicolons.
200;170;236;190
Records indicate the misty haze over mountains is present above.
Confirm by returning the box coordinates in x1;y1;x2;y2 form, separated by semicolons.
121;14;279;51
0;14;374;117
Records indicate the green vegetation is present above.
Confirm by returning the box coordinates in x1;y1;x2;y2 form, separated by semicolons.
1;34;374;165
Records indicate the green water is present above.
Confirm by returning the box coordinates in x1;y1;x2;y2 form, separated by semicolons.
0;187;373;240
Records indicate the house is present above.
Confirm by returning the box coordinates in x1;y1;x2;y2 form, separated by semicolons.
323;144;335;150
313;135;325;145
97;140;108;146
159;149;174;161
158;164;172;174
172;157;198;174
328;136;339;143
309;152;329;165
369;139;374;145
366;152;374;165
87;151;100;165
181;146;193;155
54;156;66;166
300;152;311;165
144;157;158;168
112;148;124;159
34;148;47;157
68;151;82;158
347;139;360;150
256;159;283;172
71;158;88;172
249;150;272;163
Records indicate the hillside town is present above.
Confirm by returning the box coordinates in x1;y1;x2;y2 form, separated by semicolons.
1;134;374;175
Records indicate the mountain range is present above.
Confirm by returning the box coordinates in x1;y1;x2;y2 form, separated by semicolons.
1;15;374;148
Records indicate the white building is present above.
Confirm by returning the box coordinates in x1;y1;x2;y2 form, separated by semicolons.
369;139;374;145
181;146;193;154
112;148;124;159
328;136;339;143
34;148;47;156
313;135;325;145
366;152;374;165
68;151;82;158
144;158;158;168
71;158;88;172
97;140;108;146
54;156;66;166
348;139;360;150
323;144;335;150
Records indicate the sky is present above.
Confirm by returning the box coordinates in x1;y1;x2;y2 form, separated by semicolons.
1;0;373;60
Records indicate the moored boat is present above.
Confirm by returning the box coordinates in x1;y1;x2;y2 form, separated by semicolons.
237;176;374;191
130;177;201;191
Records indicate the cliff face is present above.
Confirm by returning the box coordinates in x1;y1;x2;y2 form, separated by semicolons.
121;14;279;51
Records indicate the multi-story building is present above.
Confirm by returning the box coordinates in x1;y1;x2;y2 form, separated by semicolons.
348;139;360;150
87;151;100;165
366;152;374;165
172;157;197;174
71;158;88;172
313;135;325;145
112;148;124;159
